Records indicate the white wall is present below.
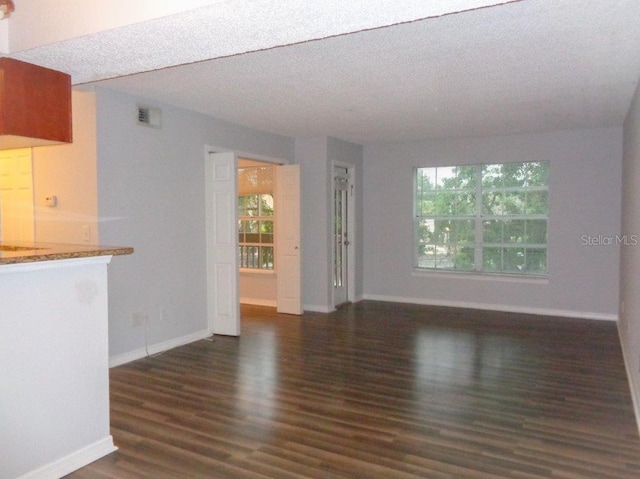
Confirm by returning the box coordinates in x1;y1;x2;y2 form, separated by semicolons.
1;257;114;478
33;88;99;244
95;87;294;363
620;79;640;428
363;127;622;319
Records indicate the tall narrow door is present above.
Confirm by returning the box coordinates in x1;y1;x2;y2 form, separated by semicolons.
276;165;302;315
333;167;350;307
206;151;240;336
0;149;34;242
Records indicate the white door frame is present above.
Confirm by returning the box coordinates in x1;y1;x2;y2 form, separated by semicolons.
205;147;302;333
331;160;356;308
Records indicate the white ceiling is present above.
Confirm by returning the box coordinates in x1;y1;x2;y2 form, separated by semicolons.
13;0;640;144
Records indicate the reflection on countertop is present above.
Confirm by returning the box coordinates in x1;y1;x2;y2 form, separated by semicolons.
0;241;133;265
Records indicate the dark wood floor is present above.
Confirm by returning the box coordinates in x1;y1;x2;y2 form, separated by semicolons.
67;301;640;478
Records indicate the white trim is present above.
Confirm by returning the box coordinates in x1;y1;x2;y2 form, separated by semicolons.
239;268;275;275
17;437;117;479
0;255;112;275
362;294;617;321
617;321;640;436
411;268;549;284
303;303;335;313
109;329;210;368
240;297;277;308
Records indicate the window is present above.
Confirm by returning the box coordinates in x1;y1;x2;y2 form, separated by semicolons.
414;161;548;275
238;165;274;270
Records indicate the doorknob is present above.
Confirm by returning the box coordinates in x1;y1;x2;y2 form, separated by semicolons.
344;241;350;246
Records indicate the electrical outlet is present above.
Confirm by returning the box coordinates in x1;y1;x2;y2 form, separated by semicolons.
132;312;147;328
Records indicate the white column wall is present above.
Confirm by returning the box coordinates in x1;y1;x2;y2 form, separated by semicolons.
620;78;640;431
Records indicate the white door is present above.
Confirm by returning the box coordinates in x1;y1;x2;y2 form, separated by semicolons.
332;166;350;307
0;149;34;243
276;165;302;315
205;151;240;336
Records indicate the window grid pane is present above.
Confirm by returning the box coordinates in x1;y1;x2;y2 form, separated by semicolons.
238;191;275;270
416;161;548;275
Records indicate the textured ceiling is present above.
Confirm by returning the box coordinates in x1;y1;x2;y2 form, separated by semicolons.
13;0;640;144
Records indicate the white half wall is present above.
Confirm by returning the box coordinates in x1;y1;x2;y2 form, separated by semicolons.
0;257;115;479
363;127;622;319
95;86;293;360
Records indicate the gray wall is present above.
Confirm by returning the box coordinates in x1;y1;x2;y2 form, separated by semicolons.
95;87;294;362
621;79;640;427
296;137;363;312
363;127;622;319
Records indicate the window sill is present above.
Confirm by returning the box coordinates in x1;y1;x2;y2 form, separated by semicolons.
411;268;549;284
239;268;275;276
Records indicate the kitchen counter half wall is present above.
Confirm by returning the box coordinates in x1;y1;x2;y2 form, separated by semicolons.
0;241;133;265
1;244;133;478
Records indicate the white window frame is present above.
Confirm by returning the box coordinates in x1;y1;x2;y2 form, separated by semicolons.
238;162;276;272
414;161;549;276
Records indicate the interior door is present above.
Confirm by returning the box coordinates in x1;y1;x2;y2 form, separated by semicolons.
206;151;240;335
0;148;34;243
333;166;350;307
276;165;302;315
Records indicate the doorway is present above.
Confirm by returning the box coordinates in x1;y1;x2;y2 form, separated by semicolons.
205;150;302;337
238;159;277;307
332;163;355;308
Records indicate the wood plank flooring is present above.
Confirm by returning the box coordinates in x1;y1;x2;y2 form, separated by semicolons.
67;302;640;478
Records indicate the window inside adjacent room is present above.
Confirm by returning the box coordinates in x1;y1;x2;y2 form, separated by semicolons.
238;165;275;270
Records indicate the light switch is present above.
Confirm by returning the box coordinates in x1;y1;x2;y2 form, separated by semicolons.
45;195;58;207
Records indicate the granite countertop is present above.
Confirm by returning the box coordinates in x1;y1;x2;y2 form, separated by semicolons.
0;242;133;265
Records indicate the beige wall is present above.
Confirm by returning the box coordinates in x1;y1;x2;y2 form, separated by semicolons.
33;88;99;244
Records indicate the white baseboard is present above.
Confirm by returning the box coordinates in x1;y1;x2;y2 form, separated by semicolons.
303;304;335;313
240;297;277;307
109;329;210;368
362;294;618;321
617;321;640;436
17;436;117;479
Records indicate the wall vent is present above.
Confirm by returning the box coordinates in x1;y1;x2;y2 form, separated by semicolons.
137;105;162;128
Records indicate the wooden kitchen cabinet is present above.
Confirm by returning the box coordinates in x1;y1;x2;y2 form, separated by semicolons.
0;57;72;149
